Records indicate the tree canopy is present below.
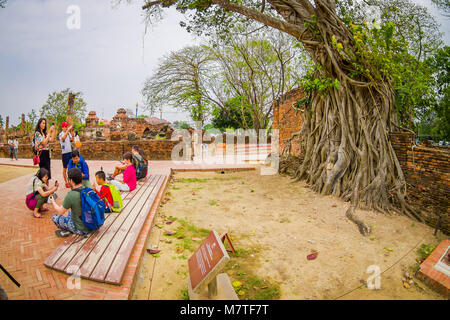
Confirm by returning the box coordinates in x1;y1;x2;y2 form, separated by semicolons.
40;88;87;127
130;0;448;234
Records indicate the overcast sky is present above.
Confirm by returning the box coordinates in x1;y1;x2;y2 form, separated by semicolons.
0;0;448;126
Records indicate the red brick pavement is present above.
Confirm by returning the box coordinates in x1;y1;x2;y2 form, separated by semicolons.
0;158;254;299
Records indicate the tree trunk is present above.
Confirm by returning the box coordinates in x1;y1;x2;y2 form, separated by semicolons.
143;0;421;235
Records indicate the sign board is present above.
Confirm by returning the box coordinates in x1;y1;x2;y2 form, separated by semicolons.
188;230;230;293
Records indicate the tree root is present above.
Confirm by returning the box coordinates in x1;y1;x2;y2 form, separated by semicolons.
346;206;371;236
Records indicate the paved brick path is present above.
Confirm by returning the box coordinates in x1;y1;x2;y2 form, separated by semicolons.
0;157;253;299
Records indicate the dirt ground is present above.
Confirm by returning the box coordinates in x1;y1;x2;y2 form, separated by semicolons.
0;165;37;184
132;169;447;300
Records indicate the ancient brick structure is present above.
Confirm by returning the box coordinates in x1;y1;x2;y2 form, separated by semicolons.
272;87;305;158
274;87;450;234
80;109;174;142
5;116;9;142
0;140;180;161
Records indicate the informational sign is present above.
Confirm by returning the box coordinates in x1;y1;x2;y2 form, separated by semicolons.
188;230;230;293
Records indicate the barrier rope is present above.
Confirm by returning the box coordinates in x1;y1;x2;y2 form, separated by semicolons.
333;237;425;300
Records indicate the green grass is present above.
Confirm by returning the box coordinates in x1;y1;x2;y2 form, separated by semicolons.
225;245;281;300
177;177;239;183
180;289;190;300
279;218;291;223
208;200;218;206
171;218;211;251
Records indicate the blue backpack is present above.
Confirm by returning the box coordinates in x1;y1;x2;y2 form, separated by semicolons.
75;188;106;231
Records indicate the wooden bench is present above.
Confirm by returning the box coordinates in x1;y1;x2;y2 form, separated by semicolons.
44;174;167;285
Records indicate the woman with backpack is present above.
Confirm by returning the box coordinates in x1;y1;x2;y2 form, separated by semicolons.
33;118;56;181
25;168;59;218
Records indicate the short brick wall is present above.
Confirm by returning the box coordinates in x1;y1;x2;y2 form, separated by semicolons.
0;140;180;161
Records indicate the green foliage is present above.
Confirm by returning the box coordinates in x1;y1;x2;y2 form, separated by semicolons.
337;0;444;133
301;62;340;97
40;88;87;128
211;96;253;130
173;121;191;130
418;46;450;141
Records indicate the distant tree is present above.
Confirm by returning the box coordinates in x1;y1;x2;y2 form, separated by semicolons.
172;121;191;130
142;46;214;122
211;96;254;131
0;115;3;128
428;46;450;140
40;88;87;127
431;0;450;16
0;0;7;9
27;109;38;129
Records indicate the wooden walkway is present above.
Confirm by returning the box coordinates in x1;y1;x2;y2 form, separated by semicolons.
44;174;167;285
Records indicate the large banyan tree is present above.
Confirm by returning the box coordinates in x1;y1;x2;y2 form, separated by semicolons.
138;0;424;235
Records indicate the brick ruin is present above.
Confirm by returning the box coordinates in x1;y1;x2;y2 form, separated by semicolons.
81;108;174;142
273;87;450;234
0;101;176;160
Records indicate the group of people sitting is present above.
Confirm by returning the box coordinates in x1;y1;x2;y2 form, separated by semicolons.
25;138;148;237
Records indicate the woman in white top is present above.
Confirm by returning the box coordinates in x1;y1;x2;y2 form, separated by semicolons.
34;118;56;181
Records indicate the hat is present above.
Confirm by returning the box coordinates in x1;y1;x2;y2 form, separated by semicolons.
61;122;69;127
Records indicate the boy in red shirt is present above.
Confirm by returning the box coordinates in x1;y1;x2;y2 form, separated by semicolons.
93;171;113;213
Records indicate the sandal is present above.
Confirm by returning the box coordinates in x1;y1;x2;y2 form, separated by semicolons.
33;212;43;218
55;230;71;238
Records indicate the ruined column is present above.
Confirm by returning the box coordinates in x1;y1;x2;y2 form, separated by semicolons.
67;92;74;126
5;116;9;142
21;113;26;135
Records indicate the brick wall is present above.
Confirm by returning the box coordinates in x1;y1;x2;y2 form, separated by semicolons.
272;87;305;157
0;140;180;161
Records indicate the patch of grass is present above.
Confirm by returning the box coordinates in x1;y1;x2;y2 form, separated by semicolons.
411;243;438;274
209;200;218;206
225;244;280;300
180;289;189;300
178;178;209;183
173;219;211;252
177;177;239;183
279;218;291;223
172;186;180;190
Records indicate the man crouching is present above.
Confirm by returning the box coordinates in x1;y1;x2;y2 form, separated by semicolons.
50;167;91;237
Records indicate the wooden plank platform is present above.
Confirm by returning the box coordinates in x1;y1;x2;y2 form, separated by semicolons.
44;174;167;285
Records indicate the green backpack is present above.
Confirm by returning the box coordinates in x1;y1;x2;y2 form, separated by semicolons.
106;184;123;213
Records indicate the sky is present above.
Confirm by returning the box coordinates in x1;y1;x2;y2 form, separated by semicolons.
0;0;448;126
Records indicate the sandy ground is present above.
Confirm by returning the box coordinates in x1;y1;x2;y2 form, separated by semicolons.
132;169;447;300
0;165;38;184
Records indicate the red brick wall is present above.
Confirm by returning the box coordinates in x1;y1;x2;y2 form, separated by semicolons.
0;140;180;161
272;87;305;157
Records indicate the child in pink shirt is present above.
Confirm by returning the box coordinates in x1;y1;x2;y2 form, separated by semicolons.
108;153;137;191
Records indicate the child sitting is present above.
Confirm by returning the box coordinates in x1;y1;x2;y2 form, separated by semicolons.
67;150;92;189
107;153;136;192
93;171;113;213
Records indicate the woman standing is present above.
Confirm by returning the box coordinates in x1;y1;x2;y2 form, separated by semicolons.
34;118;56;182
